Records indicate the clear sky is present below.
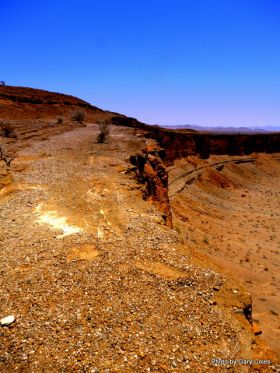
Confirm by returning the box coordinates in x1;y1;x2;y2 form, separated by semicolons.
1;0;280;127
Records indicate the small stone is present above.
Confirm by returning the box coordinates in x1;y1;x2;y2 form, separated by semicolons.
171;360;177;368
233;308;243;314
0;315;15;326
252;323;262;336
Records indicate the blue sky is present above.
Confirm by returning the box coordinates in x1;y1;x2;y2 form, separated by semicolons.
1;0;280;127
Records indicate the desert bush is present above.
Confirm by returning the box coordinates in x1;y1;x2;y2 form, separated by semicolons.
203;236;209;244
0;123;14;166
0;122;16;138
97;121;110;143
57;116;64;124
71;110;85;123
0;140;13;166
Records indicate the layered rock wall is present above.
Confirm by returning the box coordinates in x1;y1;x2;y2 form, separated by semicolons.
129;145;172;227
145;129;280;163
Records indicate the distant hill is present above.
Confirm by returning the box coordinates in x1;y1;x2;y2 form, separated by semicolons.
162;124;280;134
0;85;109;121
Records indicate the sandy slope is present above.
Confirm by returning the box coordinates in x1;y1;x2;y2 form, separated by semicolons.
170;154;280;358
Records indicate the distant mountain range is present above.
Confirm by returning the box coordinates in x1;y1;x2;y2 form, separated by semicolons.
161;124;280;134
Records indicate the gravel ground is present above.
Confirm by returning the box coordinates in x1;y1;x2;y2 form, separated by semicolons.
0;124;275;372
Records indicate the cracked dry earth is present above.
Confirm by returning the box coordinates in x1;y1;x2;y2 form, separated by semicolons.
0;124;272;372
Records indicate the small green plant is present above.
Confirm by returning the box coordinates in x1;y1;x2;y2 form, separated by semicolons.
71;110;85;123
174;225;181;234
97;121;110;143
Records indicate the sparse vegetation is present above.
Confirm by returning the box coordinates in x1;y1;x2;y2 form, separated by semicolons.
97;121;110;143
203;236;209;244
0;138;13;166
0;122;16;138
0;144;11;166
71;110;85;123
0;122;15;166
57;116;64;124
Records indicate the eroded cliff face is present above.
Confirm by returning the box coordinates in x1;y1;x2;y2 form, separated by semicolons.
129;143;172;227
127;125;280;230
144;128;280;163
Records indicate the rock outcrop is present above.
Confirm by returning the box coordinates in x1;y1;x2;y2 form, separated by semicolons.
129;143;172;227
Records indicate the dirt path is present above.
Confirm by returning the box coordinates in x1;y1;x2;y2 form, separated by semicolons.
0;125;274;372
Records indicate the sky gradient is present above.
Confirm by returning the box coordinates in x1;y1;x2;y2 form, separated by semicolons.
1;0;280;127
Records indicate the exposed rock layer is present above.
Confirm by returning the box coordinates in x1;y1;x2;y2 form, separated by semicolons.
145;128;280;163
129;143;172;227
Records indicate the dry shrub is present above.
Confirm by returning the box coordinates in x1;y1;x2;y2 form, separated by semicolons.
57;116;64;124
0;141;13;166
0;122;16;138
71;110;85;123
0;122;15;166
97;122;110;143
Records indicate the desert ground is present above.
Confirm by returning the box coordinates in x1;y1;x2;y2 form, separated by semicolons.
0;87;279;372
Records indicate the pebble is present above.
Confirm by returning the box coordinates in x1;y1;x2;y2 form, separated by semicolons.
171;360;177;368
0;315;15;326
